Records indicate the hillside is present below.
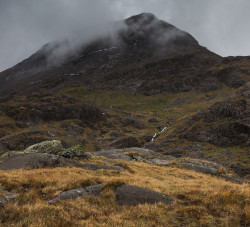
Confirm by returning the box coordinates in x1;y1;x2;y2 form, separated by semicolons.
0;13;249;226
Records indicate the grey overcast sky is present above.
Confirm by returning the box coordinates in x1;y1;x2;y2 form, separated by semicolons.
0;0;250;72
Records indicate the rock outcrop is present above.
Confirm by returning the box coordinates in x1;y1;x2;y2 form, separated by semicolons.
48;183;174;207
181;98;249;146
1;141;91;160
49;184;105;204
0;153;124;171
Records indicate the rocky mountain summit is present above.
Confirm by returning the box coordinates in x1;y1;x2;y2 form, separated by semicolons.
0;13;249;226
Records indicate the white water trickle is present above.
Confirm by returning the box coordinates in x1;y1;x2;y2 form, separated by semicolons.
151;126;167;142
151;133;157;142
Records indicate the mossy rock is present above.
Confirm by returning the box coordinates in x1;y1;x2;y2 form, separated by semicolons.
24;140;64;154
59;145;91;160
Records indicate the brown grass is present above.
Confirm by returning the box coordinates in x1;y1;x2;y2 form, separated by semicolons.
0;160;249;226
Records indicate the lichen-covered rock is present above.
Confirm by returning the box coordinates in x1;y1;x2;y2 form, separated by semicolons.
24;140;64;154
60;145;91;160
1;141;91;160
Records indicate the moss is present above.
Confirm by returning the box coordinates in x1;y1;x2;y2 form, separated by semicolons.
70;145;84;151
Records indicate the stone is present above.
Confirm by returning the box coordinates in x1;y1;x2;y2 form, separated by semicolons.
115;184;174;206
48;184;105;204
24;140;64;154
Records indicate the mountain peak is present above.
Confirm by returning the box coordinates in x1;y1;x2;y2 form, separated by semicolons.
125;13;158;25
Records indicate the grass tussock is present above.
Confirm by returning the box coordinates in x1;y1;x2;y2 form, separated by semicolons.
0;161;249;226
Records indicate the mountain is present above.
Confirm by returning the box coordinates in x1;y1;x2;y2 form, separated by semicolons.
0;12;249;176
0;13;215;94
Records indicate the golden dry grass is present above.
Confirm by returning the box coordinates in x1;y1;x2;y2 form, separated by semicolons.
0;159;249;227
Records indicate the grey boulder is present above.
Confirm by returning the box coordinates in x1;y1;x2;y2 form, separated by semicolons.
49;184;105;204
115;184;174;206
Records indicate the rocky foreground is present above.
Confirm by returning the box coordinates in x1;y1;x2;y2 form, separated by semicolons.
0;140;249;226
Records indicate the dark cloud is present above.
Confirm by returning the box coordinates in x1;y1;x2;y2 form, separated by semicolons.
0;0;250;72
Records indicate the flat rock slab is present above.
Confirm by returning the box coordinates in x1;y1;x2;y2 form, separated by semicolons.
0;153;69;170
146;158;171;165
0;153;124;171
49;184;105;204
176;159;225;176
124;148;156;159
115;185;174;206
94;147;159;161
93;150;131;161
77;163;125;171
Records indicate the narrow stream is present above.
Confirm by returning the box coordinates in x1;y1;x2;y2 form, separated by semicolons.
151;126;167;142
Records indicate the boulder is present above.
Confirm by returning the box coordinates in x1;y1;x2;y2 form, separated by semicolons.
48;184;105;204
115;185;174;206
1;142;91;161
24;140;64;154
49;184;174;207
